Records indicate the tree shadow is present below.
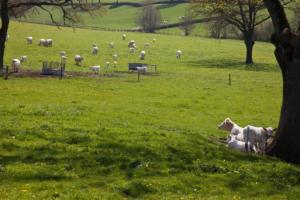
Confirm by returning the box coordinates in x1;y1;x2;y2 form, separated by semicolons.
185;58;279;72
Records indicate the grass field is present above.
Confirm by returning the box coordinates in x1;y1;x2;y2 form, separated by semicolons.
1;22;300;199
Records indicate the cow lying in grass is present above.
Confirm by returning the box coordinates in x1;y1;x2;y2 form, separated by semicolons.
218;118;276;154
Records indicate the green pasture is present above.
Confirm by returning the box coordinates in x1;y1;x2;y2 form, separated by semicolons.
1;22;300;199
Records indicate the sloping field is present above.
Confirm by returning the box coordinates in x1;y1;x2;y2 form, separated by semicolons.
1;22;300;199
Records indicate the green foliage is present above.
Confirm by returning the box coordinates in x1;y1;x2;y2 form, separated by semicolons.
1;22;300;199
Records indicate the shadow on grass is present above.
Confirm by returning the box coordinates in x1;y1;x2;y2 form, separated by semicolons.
185;58;280;72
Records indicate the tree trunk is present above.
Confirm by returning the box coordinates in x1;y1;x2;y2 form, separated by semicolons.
244;31;255;65
266;30;300;164
0;0;10;72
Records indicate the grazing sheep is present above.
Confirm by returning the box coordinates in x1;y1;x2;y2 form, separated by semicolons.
122;34;126;40
11;59;21;73
61;55;67;64
60;51;66;56
136;66;147;74
176;50;182;59
39;39;46;46
113;61;117;68
140;50;146;60
74;55;84;65
90;65;100;74
128;40;136;48
46;39;53;47
92;46;99;55
109;42;115;48
129;47;135;54
144;43;150;48
113;54;118;61
27;36;33;44
152;38;156;43
19;56;27;63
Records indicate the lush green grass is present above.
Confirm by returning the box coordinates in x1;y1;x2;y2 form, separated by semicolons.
1;22;300;199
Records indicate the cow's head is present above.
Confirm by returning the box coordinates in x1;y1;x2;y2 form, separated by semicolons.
218;118;234;132
263;127;277;138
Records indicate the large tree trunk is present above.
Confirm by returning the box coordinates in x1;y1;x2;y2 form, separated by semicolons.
266;30;300;164
244;31;255;65
0;0;10;72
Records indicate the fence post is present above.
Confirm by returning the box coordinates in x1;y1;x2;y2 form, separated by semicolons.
4;65;8;80
138;71;140;82
229;73;231;85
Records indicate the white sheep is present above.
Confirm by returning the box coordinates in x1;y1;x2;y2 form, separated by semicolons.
11;59;21;73
39;39;46;46
90;65;100;74
140;50;146;60
74;55;84;65
113;61;117;68
19;56;27;63
152;38;156;43
136;66;147;74
176;50;182;59
27;36;33;44
92;46;99;55
128;40;136;48
113;54;118;61
61;55;67;64
105;61;110;69
129;47;135;54
46;39;53;47
122;34;126;40
109;42;115;48
60;51;66;56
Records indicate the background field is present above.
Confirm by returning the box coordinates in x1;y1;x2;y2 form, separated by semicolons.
1;22;300;199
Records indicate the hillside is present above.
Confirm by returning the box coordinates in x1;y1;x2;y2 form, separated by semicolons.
1;21;300;199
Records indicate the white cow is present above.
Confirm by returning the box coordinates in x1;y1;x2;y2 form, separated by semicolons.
243;126;275;154
218;118;244;141
227;135;250;152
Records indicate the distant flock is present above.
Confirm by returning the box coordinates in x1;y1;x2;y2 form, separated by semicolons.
7;33;183;74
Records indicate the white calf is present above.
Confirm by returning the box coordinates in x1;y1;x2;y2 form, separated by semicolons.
218;118;244;141
243;126;275;154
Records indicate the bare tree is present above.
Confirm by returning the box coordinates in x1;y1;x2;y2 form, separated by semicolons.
136;0;161;33
191;0;272;64
263;0;300;164
0;0;101;72
179;12;196;36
